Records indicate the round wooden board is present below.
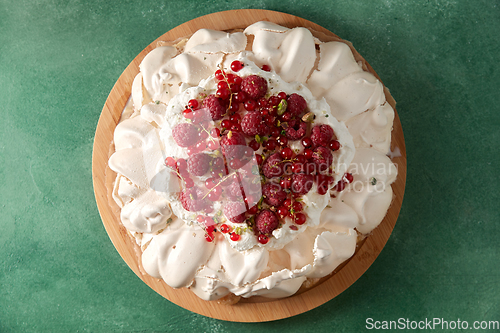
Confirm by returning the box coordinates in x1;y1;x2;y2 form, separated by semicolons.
92;9;407;322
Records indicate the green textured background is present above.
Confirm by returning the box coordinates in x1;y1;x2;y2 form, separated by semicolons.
1;0;499;332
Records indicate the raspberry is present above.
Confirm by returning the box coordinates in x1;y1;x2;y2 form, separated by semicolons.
187;153;212;176
172;123;199;147
284;119;307;140
241;111;268;136
291;173;314;195
241;75;268;100
312;146;333;172
310;124;334;147
262;152;284;178
223;201;247;223
262;182;287;207
286;93;307;116
226;180;243;199
220;131;247;159
255;209;279;234
180;188;208;212
202;94;227;120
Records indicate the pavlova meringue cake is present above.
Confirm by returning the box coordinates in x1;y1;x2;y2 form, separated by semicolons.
106;21;398;302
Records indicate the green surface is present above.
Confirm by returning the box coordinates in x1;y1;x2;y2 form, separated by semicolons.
1;0;499;332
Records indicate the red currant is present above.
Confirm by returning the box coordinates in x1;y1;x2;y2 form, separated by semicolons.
210;128;221;138
188;99;199;109
280;176;292;190
230;114;241;123
292;201;303;212
215;69;225;81
244;99;257;111
258;234;269;244
248;205;258;215
220;224;231;233
165;157;176;167
183;109;194;119
256;154;263;165
207;190;221;201
335;180;346;192
270;126;280;138
277;205;289;218
216;87;230;100
207;140;219;150
249;139;260;151
294;213;306;225
291;162;304;173
303;148;313;160
234;91;247;103
205;232;215;242
261;64;271;72
277;92;287;100
302;137;313;148
329;140;341;151
277;135;288;147
230;60;244;72
229;101;240;113
280;147;293;160
227;74;242;85
263;139;276;151
184;177;194;188
280;112;292;122
295;154;306;164
176;158;187;170
230;233;241;241
269;96;280;107
345;173;354;183
221;119;232;129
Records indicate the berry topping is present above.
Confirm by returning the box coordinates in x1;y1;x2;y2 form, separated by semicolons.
291;173;314;195
310;124;334;147
255;209;279;235
262;182;287;207
286;93;307;116
223;201;247;223
262;152;284;178
180;188;209;212
284;119;307;140
241;75;268;100
241;111;267;136
172;123;198;147
220;131;247;159
187;153;212;176
226;179;243;199
202;94;227;120
311;146;333;172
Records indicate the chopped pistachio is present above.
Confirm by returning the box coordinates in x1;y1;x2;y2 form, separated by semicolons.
277;99;287;115
302;111;315;122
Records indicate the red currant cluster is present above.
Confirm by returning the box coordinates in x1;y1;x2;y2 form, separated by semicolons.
166;61;351;244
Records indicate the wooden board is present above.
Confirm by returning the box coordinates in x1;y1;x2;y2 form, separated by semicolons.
92;9;407;322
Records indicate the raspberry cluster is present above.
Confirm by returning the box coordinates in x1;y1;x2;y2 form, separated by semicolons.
166;60;353;245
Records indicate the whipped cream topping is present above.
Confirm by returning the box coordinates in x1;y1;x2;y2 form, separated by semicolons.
108;21;398;300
